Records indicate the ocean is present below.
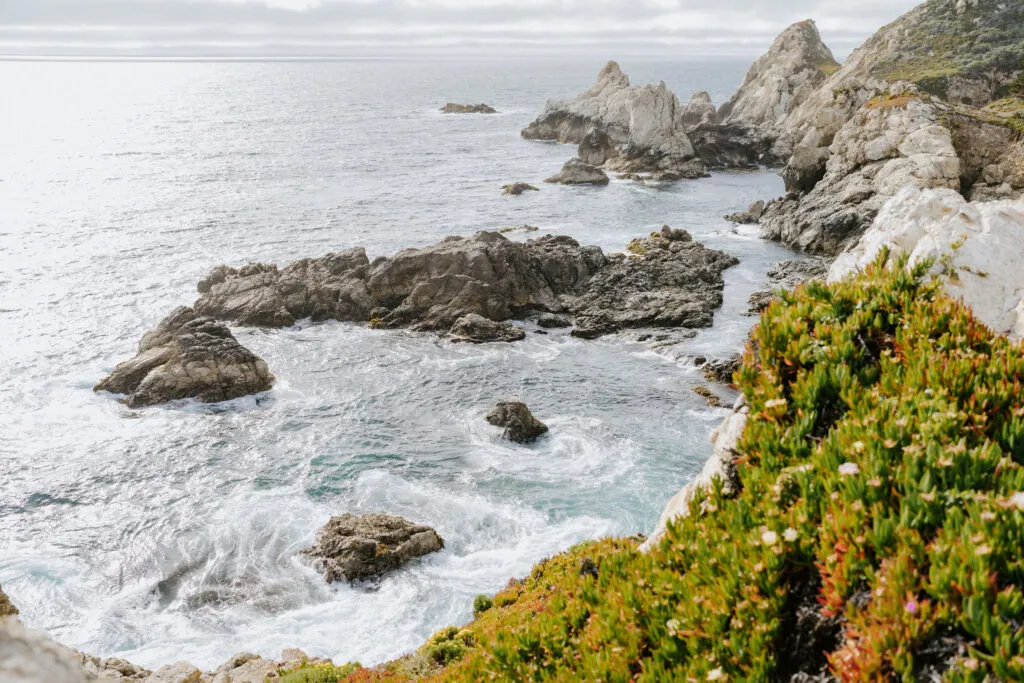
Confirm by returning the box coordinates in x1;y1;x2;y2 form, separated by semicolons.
0;55;795;668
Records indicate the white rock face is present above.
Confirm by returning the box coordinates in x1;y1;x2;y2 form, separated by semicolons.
829;187;1024;338
681;91;716;129
640;398;747;553
0;618;88;683
719;19;838;145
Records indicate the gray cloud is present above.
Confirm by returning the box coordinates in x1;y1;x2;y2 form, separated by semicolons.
0;0;923;57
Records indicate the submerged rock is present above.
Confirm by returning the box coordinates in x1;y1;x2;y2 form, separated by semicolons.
449;314;526;343
544;158;610;186
537;313;572;329
724;200;765;224
829;187;1024;338
693;386;724;408
522;61;706;180
303;513;444;583
440;103;498;114
501;182;539;196
94;307;274;408
485;400;549;443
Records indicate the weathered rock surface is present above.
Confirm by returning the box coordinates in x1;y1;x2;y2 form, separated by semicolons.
544;158;610;186
829;187;1024;338
0;618;88;683
95;307;274;408
692;386;724;408
569;227;739;339
640;396;748;552
577;127;616;166
761;93;962;255
501;182;538;196
724;200;765;224
537;313;572;329
522;61;706;180
747;258;829;315
0;585;17;617
681;91;717;129
302;513;444;583
193;230;735;340
701;356;742;386
485;401;549;443
440;103;498;114
449;314;525;343
76;653;150;680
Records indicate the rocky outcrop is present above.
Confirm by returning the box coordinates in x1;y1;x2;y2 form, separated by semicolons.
76;653;151;680
681;91;716;128
570;227;738;339
302;514;444;583
440;103;498;114
701;356;742;386
639;395;748;552
761;91;962;255
1;618;88;683
522;61;706;180
95;307;274;408
577;127;616;166
829;187;1024;338
747;258;829;315
544;158;610;186
537;313;571;329
501;183;538;196
485;401;549;443
724;200;765;224
449;314;525;343
0;585;17;618
192;231;735;340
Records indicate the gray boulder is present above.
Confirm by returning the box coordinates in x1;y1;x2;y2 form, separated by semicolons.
544;158;610;186
578;127;616;166
681;91;717;128
537;313;572;329
724;200;766;224
95;307;274;408
302;513;444;583
449;314;526;343
701;356;743;385
485;401;549;443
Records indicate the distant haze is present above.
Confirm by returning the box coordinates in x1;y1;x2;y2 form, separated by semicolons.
0;0;922;58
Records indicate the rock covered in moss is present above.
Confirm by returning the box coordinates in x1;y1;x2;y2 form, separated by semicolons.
302;513;444;583
485;400;549;444
94;306;274;408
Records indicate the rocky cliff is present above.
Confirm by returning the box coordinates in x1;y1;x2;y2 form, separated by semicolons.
521;62;706;180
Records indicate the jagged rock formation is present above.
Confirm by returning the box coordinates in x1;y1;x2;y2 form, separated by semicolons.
700;356;742;386
639;395;747;552
521;61;707;180
449;314;526;343
570;227;738;339
485;401;549;443
680;91;716;128
759;1;1024;254
440;103;497;114
0;618;88;683
577;127;616;166
544;158;610;185
829;187;1024;338
193;231;736;341
94;307;274;408
0;585;17;618
302;514;444;583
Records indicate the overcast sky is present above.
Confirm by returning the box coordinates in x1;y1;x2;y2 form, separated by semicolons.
0;0;922;58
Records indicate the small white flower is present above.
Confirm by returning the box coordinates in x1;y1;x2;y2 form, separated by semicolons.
838;462;860;476
783;527;798;542
853;441;865;452
765;398;787;409
1011;492;1024;510
761;530;778;546
666;618;681;632
707;667;727;681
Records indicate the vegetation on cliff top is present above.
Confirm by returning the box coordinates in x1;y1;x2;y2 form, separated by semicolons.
317;252;1024;681
871;0;1023;101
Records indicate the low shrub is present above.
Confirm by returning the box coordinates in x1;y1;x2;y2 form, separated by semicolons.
279;662;362;683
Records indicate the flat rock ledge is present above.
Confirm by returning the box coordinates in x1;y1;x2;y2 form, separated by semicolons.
94;306;274;408
302;513;444;583
501;182;539;196
485;400;549;443
440;103;498;114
